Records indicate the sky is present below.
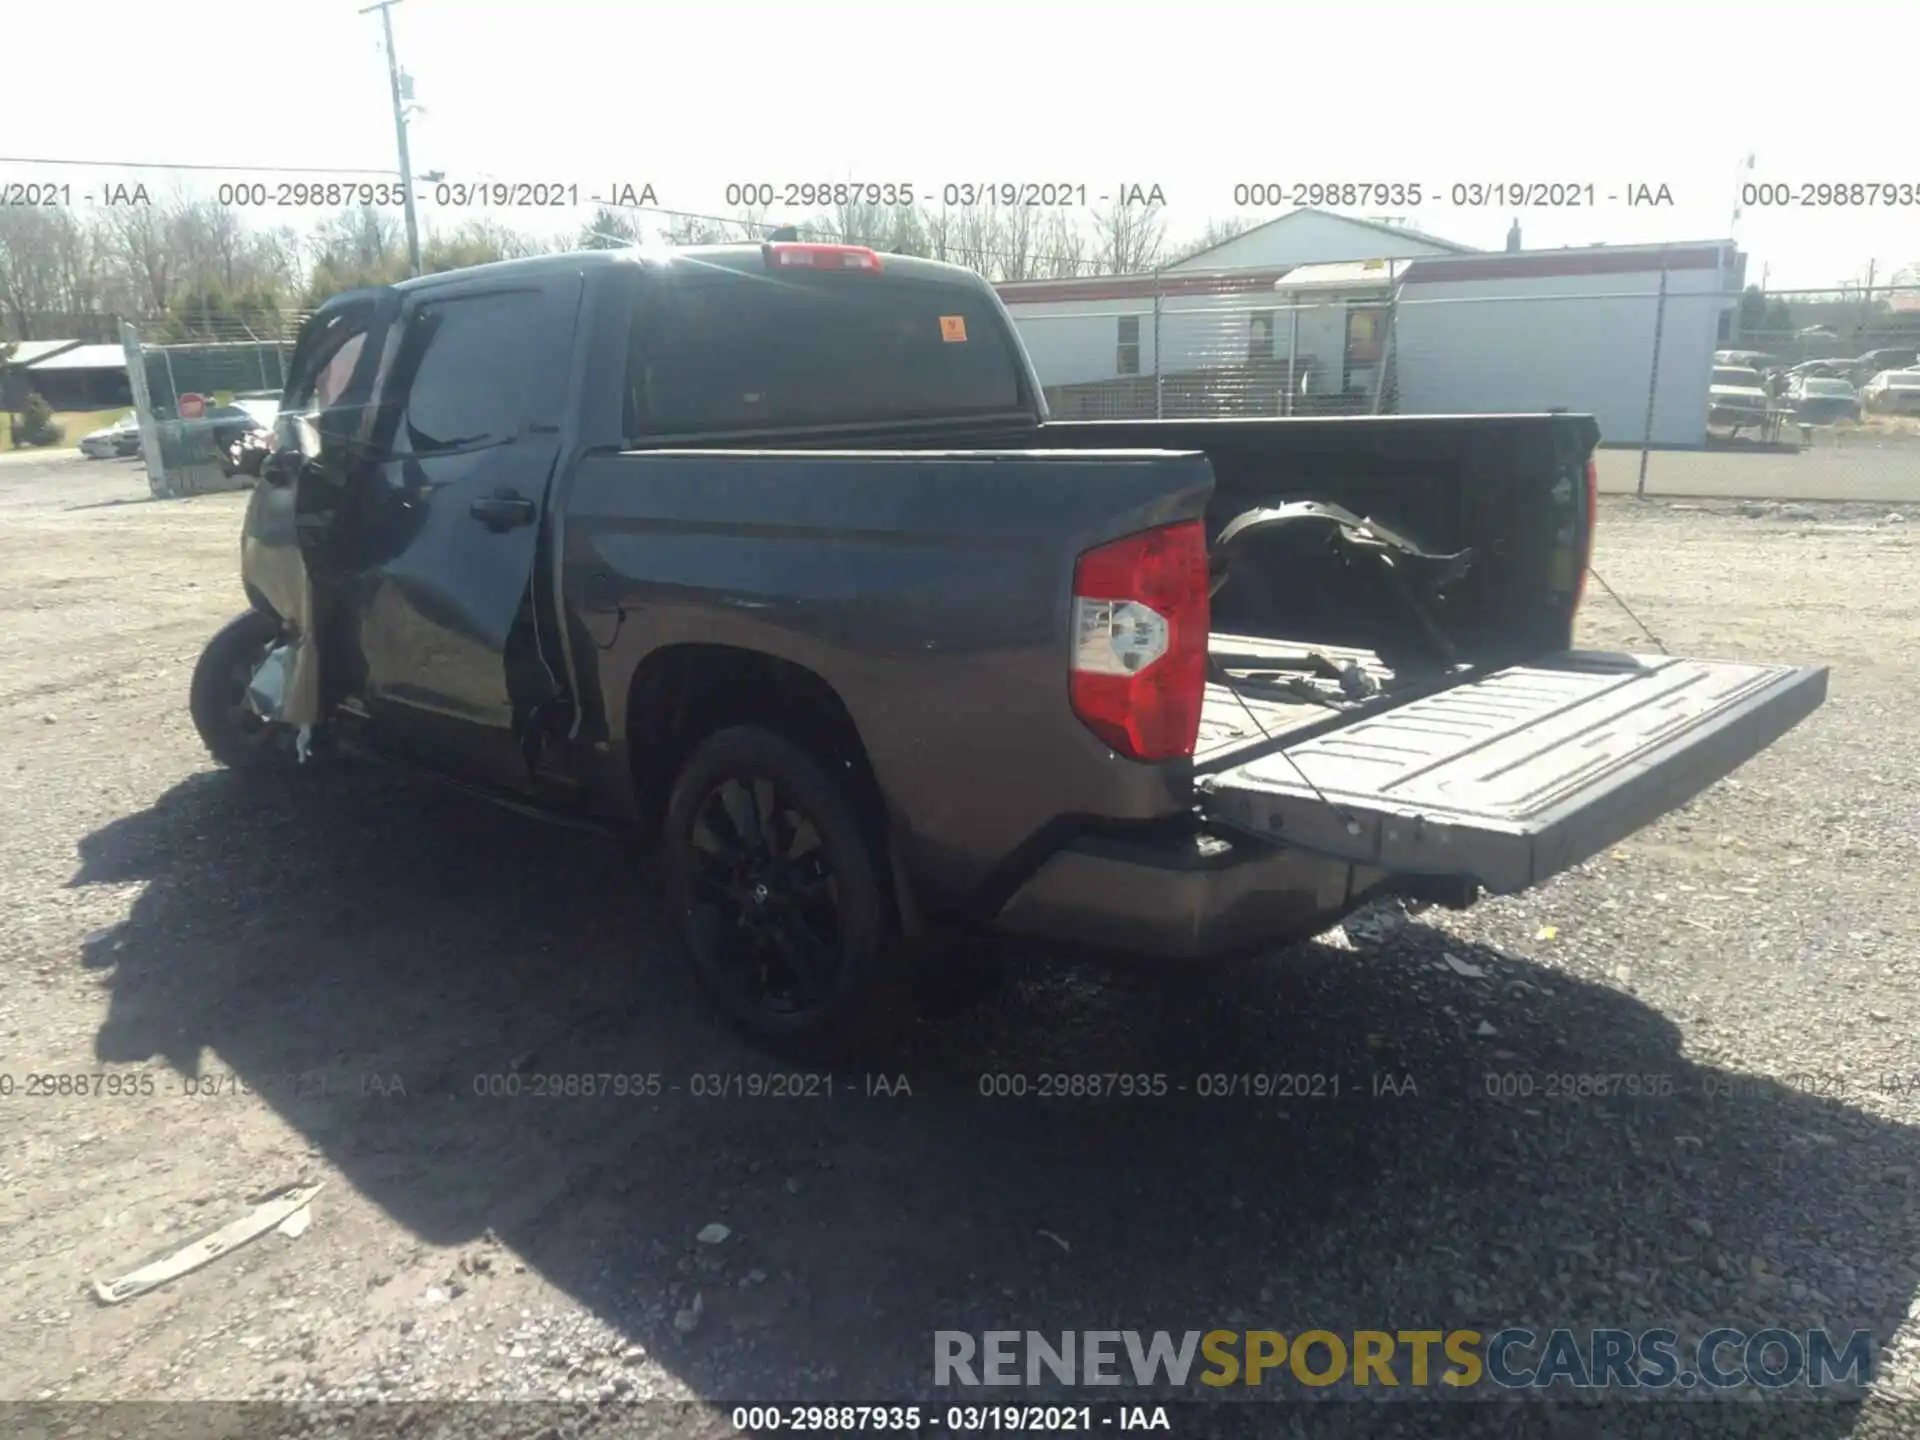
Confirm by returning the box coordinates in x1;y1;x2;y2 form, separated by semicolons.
5;0;1914;293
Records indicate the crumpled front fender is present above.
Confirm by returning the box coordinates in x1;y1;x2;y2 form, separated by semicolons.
239;482;325;728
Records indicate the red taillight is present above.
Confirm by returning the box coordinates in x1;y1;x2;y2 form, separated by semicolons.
1069;520;1210;762
763;242;883;273
1571;458;1598;613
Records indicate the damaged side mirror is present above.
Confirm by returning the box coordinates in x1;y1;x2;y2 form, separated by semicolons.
231;432;273;479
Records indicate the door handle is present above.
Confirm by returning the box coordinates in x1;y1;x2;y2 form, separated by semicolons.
469;490;536;532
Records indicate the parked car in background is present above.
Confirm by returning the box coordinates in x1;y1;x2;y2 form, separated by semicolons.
1862;370;1920;415
1709;365;1771;434
1715;349;1780;372
77;410;141;460
1847;349;1919;388
1785;374;1861;424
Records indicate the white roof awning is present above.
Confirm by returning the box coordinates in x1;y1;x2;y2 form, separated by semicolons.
1274;259;1403;293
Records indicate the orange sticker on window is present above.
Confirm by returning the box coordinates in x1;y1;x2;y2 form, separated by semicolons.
940;315;968;343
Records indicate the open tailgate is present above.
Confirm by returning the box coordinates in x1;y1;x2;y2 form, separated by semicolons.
1195;652;1827;895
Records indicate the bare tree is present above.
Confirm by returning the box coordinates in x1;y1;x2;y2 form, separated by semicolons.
167;199;251;291
465;218;546;259
311;206;406;273
992;207;1044;281
1088;202;1168;276
882;204;1092;282
727;205;772;240
581;205;649;249
948;205;1007;280
1035;211;1092;279
302;207;407;305
107;203;183;315
0;209;69;337
660;212;733;246
52;212;113;317
253;225;308;298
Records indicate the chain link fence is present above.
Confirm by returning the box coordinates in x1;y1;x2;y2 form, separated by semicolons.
130;313;314;415
120;314;314;498
1003;272;1920;478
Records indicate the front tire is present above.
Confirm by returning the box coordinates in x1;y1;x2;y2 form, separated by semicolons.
663;726;910;1060
189;609;303;771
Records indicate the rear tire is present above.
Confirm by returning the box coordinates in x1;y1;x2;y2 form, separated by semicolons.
663;725;911;1060
189;609;303;771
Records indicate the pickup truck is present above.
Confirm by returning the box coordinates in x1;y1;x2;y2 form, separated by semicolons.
195;241;1828;1056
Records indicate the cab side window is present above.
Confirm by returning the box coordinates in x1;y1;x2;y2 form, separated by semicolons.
283;306;376;416
390;289;573;457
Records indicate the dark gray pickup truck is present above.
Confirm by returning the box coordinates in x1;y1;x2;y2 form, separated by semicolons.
195;241;1827;1055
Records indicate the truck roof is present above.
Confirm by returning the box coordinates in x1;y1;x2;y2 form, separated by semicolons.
391;244;996;295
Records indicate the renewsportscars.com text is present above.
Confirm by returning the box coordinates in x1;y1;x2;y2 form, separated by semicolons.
934;1328;1874;1392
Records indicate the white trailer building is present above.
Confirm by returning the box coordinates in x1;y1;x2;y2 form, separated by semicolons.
1393;242;1742;447
996;208;1741;446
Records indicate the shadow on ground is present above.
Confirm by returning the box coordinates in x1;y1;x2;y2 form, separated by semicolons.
70;768;1918;1433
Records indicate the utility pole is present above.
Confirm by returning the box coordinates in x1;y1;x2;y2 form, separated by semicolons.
361;0;422;278
1862;259;1877;340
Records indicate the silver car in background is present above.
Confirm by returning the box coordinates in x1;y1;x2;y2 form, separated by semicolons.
76;410;141;460
1708;365;1771;435
1785;374;1861;425
1862;370;1920;415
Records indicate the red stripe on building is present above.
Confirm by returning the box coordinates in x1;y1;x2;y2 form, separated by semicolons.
994;270;1294;306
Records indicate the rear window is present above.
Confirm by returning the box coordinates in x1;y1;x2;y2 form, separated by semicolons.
625;264;1025;437
1713;368;1761;387
1802;379;1852;396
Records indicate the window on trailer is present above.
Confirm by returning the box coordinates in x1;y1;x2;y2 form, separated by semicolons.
1249;311;1275;363
1117;315;1141;376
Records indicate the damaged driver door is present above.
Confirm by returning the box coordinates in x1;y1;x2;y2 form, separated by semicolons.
339;272;584;792
241;287;401;730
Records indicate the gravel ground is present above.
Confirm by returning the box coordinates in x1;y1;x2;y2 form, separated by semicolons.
2;452;1919;1439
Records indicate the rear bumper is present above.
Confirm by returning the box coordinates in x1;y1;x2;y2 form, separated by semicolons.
991;828;1385;961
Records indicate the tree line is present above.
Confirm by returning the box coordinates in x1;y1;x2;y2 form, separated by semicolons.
0;192;1262;343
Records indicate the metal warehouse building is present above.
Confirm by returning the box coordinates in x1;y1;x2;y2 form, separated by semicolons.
2;340;132;411
997;209;1742;448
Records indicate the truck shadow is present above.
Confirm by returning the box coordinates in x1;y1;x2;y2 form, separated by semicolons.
72;768;1915;1427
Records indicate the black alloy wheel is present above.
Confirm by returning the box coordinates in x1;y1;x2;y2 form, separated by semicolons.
664;726;906;1057
688;773;842;1013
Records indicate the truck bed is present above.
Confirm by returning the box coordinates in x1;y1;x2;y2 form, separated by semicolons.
1199;632;1463;766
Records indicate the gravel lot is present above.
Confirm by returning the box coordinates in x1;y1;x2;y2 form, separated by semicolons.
3;450;1920;1438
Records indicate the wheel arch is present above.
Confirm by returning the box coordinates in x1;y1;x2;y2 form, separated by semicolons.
621;644;940;935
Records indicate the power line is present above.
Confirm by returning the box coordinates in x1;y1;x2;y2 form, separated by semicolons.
0;155;401;177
